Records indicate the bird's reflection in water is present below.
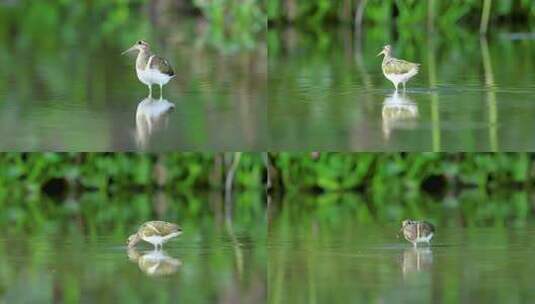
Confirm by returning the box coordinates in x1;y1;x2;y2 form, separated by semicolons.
127;247;182;276
382;92;418;140
401;247;433;276
135;97;175;149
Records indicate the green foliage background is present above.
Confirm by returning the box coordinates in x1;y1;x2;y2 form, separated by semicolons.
0;0;265;52
268;0;535;27
1;153;533;196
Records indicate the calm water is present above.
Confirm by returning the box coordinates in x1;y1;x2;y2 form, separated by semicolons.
268;27;535;151
0;191;266;302
0;13;266;151
4;189;535;302
267;191;535;303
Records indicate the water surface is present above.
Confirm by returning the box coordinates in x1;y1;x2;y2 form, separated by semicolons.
0;191;266;302
268;27;535;151
0;8;266;151
267;191;535;303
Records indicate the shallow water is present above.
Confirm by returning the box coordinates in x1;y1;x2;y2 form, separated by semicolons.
1;235;265;303
0;13;266;151
268;27;535;151
267;192;535;303
3;189;535;302
0;192;266;302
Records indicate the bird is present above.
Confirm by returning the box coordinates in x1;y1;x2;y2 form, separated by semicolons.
377;45;420;92
399;219;435;247
122;40;175;98
127;221;182;250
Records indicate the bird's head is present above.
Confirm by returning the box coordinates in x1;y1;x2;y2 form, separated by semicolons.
401;219;414;228
398;219;413;237
122;40;150;55
170;224;183;235
377;44;392;57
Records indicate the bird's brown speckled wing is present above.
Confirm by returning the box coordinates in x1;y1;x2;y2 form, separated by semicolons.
150;56;175;76
140;221;178;237
383;58;419;75
420;221;435;234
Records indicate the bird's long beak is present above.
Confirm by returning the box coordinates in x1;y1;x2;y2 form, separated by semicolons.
121;46;137;55
377;50;385;57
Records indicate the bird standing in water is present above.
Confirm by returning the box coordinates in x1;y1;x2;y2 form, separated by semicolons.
122;40;175;98
127;221;182;250
377;45;420;92
399;219;435;247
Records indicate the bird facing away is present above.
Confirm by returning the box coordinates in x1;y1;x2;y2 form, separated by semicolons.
122;40;175;98
399;219;435;247
127;221;182;250
377;45;420;91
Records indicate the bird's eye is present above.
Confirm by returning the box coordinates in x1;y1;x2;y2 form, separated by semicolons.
137;41;142;45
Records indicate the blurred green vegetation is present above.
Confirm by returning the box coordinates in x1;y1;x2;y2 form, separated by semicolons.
267;0;535;29
1;153;535;198
0;0;265;53
2;152;533;235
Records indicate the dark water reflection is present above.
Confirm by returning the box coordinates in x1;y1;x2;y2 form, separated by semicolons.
267;191;535;303
268;27;535;151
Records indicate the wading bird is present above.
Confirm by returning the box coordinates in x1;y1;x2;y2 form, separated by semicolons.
127;221;182;250
399;219;434;247
378;45;420;91
122;40;175;98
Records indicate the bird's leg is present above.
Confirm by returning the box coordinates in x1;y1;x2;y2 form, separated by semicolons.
394;82;399;92
148;85;152;97
402;82;406;91
413;241;417;248
159;84;163;100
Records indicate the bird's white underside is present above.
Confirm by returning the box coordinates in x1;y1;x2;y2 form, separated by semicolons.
137;68;174;86
384;68;418;87
414;232;433;244
141;231;181;246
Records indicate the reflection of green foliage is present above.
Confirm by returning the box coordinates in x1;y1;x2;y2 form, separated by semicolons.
274;190;531;227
